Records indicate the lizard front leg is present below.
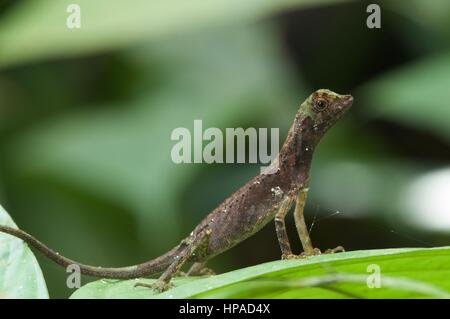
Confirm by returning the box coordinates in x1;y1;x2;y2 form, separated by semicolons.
294;188;316;255
294;188;344;256
135;226;212;292
274;195;296;259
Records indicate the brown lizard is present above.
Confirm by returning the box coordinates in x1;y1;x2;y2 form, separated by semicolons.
0;89;353;292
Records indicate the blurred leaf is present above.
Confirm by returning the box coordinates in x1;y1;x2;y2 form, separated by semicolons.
5;25;302;243
310;159;419;219
360;52;450;140
387;0;450;38
0;0;343;69
70;247;450;298
0;205;49;298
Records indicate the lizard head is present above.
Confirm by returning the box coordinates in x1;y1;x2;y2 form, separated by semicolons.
300;89;353;135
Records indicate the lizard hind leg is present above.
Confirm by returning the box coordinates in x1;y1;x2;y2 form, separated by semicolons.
186;262;215;276
135;226;212;293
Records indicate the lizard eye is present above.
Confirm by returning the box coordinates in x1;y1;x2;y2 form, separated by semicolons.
313;98;328;112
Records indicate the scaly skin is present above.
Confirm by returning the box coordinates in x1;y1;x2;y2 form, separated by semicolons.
0;89;353;292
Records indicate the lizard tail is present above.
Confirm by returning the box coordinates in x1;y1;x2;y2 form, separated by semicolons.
0;225;176;279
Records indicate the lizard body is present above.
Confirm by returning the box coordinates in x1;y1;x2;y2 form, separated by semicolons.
0;89;353;291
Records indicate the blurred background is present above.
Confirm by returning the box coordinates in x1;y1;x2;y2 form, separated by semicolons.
0;0;449;298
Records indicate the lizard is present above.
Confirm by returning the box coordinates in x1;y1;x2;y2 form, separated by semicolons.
0;89;353;292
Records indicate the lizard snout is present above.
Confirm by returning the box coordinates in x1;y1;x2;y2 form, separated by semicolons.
340;95;353;107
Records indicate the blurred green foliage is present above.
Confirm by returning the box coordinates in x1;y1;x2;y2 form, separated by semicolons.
0;0;449;298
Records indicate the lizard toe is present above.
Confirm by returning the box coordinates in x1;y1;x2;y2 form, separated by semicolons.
282;253;306;260
324;246;345;254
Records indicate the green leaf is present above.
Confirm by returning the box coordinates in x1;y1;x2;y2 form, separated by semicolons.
0;205;49;298
70;247;450;299
0;0;342;69
360;52;450;140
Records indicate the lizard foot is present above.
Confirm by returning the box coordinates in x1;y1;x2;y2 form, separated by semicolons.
281;253;306;260
282;248;322;259
324;245;345;254
297;248;322;258
179;267;215;277
300;246;345;257
184;262;216;276
134;280;173;292
192;267;215;276
281;246;343;260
